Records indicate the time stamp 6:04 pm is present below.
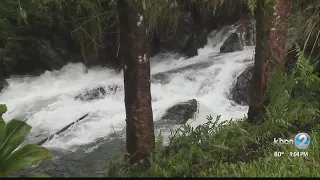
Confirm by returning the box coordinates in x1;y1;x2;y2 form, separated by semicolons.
273;132;311;158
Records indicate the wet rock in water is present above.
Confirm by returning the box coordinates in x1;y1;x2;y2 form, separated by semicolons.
17;137;125;177
75;85;120;101
158;99;198;125
75;87;106;101
208;26;234;47
229;65;253;105
220;33;244;53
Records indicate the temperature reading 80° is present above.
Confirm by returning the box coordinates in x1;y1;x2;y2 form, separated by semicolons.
274;151;284;157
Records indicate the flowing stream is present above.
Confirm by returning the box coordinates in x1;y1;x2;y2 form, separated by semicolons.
0;26;254;176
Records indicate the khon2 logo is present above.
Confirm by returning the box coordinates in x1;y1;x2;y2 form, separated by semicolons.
273;132;311;150
295;133;311;150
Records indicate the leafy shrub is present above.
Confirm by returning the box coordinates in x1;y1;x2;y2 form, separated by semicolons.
0;104;53;177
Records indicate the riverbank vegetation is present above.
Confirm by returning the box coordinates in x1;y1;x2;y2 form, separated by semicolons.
108;47;320;177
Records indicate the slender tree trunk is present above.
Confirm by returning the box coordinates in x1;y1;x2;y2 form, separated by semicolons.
248;0;292;124
117;0;155;164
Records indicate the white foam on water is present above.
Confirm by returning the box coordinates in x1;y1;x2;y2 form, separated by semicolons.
0;26;254;150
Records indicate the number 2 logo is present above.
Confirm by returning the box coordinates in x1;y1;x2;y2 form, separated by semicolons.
295;133;311;150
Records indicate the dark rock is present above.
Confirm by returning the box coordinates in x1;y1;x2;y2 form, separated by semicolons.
184;30;209;57
35;40;66;70
74;85;121;102
220;33;244;53
208;26;234;47
51;35;69;57
11;38;69;77
0;78;8;93
229;65;253;105
75;87;107;102
154;11;198;57
16;137;125;177
159;99;198;125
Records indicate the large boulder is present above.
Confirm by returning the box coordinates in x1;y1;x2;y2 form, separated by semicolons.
35;40;66;70
153;11;206;58
229;64;320;106
157;99;198;125
229;65;253;105
220;32;244;53
11;37;69;77
74;85;121;102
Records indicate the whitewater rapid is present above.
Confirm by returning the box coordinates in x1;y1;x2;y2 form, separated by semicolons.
0;26;254;150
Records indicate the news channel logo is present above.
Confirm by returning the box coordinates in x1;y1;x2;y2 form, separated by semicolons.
273;132;311;150
295;133;311;150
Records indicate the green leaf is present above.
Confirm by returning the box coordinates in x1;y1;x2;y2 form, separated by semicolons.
3;144;53;176
0;104;7;117
0;120;31;161
247;0;256;14
0;117;5;146
264;0;278;7
211;144;230;151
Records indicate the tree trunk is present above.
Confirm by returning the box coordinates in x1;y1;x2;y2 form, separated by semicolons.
248;0;292;124
117;0;155;164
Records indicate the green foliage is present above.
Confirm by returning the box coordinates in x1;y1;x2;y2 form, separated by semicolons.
0;0;116;70
264;0;278;7
108;49;320;177
246;0;280;14
288;0;320;60
0;104;53;177
266;45;320;123
144;0;229;38
246;0;256;14
144;0;182;38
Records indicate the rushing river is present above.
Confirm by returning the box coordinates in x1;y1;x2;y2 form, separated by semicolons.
0;26;254;176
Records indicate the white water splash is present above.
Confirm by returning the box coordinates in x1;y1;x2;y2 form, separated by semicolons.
0;26;254;150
